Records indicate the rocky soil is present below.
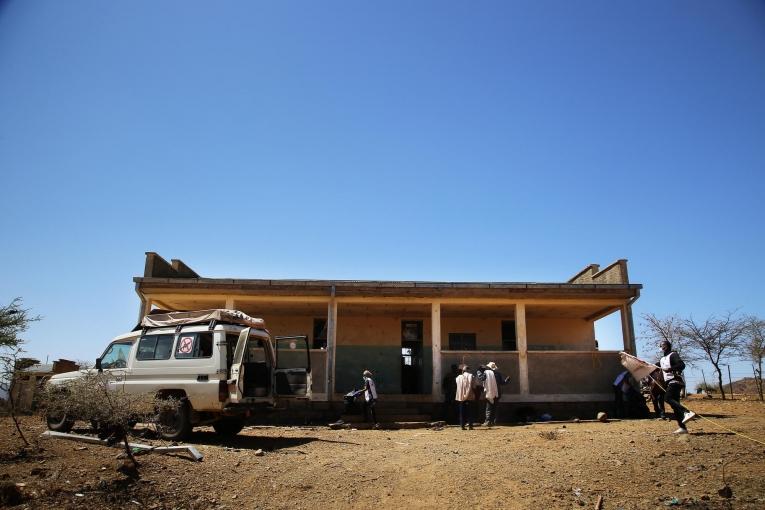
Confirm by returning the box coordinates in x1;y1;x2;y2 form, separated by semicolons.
1;397;763;509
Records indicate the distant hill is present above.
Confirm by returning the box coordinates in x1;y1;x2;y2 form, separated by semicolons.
722;377;762;396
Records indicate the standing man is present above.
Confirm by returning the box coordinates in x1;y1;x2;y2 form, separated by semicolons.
455;364;474;430
360;370;379;428
484;362;509;426
482;363;499;427
659;341;696;434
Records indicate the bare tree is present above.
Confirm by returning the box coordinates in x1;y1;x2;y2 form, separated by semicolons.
0;346;31;445
681;312;745;400
40;372;179;478
738;315;764;400
640;313;701;364
0;298;41;447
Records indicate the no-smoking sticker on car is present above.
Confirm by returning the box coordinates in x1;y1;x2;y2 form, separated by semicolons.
178;336;194;354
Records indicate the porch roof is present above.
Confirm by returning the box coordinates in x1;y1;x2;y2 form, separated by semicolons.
134;253;642;301
134;277;641;299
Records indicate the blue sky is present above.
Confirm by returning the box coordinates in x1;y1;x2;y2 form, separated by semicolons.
1;1;763;388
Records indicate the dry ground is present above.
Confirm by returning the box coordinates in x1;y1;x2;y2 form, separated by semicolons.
1;398;764;509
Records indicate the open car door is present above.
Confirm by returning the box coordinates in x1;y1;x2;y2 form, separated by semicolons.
273;336;311;398
228;327;250;404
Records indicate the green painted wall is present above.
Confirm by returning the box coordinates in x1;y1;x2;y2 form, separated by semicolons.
336;346;401;394
336;345;433;395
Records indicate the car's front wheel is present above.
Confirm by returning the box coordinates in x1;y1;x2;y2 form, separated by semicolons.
157;399;192;441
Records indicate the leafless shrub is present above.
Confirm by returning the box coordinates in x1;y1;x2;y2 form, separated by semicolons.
39;372;179;477
539;430;559;440
1;346;31;446
0;298;41;448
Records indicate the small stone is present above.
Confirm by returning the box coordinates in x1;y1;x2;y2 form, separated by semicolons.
254;449;264;456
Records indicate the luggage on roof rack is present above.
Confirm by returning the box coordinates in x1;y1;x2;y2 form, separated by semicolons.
140;309;266;329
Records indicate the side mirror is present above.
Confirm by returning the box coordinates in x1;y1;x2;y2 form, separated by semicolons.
95;358;103;372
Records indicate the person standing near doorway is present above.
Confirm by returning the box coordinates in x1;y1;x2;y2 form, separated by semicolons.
360;370;379;428
659;341;696;434
442;364;459;424
455;364;474;430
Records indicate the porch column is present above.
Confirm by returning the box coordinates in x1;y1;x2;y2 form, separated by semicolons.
515;303;530;396
620;303;636;354
326;297;338;401
431;301;442;402
225;296;236;310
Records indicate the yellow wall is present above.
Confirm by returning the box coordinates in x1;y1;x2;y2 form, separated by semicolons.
256;314;594;350
260;314;435;347
440;317;506;349
259;315;316;340
526;318;595;349
337;316;432;346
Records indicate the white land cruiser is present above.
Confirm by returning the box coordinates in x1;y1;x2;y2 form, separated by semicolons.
45;309;311;439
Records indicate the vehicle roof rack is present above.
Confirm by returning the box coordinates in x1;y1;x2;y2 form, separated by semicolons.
137;309;266;330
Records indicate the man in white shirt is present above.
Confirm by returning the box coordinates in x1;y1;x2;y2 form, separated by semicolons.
455;365;474;430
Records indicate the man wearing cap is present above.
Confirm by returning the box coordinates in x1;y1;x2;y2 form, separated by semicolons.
484;362;510;426
455;364;474;430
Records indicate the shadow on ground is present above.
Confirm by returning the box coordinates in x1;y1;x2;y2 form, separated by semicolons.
187;430;360;451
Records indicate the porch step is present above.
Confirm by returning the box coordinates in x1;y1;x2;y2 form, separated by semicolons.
340;414;432;423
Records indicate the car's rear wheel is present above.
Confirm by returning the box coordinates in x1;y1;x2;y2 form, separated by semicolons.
157;399;192;441
46;413;74;433
212;417;245;436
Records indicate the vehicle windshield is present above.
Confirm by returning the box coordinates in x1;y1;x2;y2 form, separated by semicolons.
101;341;132;369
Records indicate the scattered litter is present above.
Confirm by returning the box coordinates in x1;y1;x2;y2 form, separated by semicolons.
665;497;680;506
75;493;84;497
254;449;264;456
75;446;88;451
41;431;203;462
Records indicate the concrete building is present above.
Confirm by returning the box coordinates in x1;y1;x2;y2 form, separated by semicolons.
134;253;640;419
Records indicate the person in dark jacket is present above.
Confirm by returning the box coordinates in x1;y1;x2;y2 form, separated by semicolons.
442;364;459;424
659;341;696;434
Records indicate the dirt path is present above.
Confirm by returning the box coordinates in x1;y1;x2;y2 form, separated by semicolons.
1;398;764;509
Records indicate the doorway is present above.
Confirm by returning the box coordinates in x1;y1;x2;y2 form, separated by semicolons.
401;320;423;394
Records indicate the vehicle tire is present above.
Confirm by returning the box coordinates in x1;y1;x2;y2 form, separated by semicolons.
157;399;193;441
212;417;245;436
46;413;74;433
